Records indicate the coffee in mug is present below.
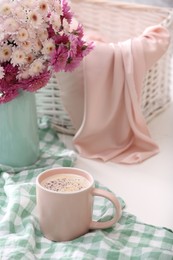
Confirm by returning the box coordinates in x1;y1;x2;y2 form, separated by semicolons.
36;167;122;242
41;173;90;192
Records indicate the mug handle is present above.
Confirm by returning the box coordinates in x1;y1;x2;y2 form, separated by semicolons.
89;188;122;229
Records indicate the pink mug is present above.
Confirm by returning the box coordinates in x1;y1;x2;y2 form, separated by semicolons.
36;167;122;242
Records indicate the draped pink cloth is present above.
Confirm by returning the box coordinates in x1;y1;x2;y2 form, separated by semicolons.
59;25;170;164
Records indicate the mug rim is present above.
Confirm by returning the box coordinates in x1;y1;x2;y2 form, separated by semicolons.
36;167;94;195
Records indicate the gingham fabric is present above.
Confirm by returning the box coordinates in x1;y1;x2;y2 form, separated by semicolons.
0;118;76;174
0;127;173;259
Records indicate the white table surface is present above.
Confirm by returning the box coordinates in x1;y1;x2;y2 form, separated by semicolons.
59;0;173;231
60;102;173;231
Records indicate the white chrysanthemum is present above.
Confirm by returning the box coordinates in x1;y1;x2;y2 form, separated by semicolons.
20;0;36;9
0;45;12;62
28;29;37;40
33;39;42;52
12;6;27;22
3;17;19;33
29;11;43;28
17;28;29;42
0;31;5;42
42;39;55;55
49;12;61;32
0;66;5;79
17;69;30;80
63;19;70;34
29;58;45;76
38;0;49;15
38;29;48;42
11;49;26;66
46;0;54;8
26;53;34;64
0;3;12;16
53;2;62;16
20;41;32;54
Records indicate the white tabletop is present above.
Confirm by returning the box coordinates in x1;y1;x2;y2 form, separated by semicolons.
60;102;173;230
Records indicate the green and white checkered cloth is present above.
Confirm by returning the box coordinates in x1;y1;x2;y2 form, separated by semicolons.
0;125;173;259
0;119;76;174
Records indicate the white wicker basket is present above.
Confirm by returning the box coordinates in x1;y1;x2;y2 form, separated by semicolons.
36;0;173;135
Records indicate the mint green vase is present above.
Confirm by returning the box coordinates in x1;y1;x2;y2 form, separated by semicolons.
0;91;40;167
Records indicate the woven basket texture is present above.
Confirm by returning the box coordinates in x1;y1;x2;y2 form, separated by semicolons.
36;0;173;135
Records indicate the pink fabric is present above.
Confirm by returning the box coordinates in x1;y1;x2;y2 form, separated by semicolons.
57;25;170;164
56;66;84;131
72;25;170;164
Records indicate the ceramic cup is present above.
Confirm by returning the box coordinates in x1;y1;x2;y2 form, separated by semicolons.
36;167;122;242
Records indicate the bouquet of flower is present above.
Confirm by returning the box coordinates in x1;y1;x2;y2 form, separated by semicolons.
0;0;93;103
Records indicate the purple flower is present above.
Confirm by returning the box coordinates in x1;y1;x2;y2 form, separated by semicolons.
47;24;56;39
80;41;95;57
3;63;19;82
0;64;51;103
68;34;78;58
0;87;19;104
0;63;20;103
61;0;73;23
19;69;51;92
64;56;82;72
53;33;69;45
72;24;84;38
0;90;19;104
50;44;68;72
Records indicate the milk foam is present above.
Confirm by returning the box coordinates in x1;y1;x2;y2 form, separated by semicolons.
41;173;90;192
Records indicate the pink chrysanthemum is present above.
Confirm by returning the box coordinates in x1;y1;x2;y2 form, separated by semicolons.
0;63;20;103
61;0;73;23
72;24;84;38
47;24;57;39
0;87;19;104
64;56;82;72
3;63;19;83
53;33;69;45
19;69;51;92
50;44;68;72
79;41;95;58
68;34;78;58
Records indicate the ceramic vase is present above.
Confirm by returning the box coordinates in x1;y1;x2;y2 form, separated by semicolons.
0;91;40;167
